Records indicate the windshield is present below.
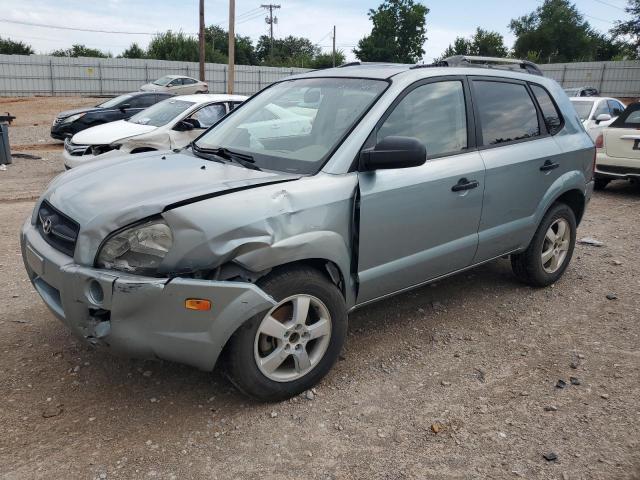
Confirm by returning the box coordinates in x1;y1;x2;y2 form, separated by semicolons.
153;76;174;86
98;94;132;109
194;77;387;174
128;99;194;127
571;100;594;121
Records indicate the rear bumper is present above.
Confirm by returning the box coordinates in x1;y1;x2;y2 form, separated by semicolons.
596;152;640;180
21;218;275;371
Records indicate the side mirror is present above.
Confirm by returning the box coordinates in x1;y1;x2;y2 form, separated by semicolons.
119;103;131;111
359;136;426;171
595;113;612;123
174;120;195;131
183;118;202;129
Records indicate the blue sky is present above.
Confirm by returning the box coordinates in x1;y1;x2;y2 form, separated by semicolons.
0;0;631;61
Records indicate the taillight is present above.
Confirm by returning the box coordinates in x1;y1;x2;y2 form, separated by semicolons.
595;133;603;149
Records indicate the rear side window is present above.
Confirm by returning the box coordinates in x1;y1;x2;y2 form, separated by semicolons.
474;81;540;146
378;80;467;157
530;84;563;135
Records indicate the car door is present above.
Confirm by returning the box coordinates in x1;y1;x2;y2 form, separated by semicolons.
471;78;565;262
168;78;184;94
586;99;612;140
356;77;485;303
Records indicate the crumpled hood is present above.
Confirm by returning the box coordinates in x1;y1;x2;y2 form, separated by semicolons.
71;120;156;146
41;151;300;264
57;106;100;119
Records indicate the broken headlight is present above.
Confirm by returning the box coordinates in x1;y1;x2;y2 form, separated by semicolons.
96;218;173;275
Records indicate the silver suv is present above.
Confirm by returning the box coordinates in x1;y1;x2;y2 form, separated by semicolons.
21;58;595;401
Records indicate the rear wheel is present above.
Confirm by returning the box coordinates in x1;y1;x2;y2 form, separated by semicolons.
225;266;347;402
511;202;576;287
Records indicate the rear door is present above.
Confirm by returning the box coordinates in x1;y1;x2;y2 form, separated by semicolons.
357;77;485;303
471;78;565;262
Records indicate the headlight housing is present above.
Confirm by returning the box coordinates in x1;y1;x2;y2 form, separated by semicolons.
62;113;86;124
96;218;173;275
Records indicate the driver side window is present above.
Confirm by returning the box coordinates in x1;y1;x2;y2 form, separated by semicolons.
378;81;467;158
189;104;226;128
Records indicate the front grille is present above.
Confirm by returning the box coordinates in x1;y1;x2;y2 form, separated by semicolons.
37;200;80;257
64;138;91;157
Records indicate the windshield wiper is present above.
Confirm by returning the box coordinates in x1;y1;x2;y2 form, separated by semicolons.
193;144;262;171
190;141;225;164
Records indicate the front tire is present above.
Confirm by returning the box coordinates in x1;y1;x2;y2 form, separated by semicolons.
511;202;576;287
225;266;347;402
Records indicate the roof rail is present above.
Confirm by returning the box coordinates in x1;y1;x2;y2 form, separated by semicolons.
420;55;543;76
337;61;361;68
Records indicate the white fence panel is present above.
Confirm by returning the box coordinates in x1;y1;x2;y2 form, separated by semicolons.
0;54;310;97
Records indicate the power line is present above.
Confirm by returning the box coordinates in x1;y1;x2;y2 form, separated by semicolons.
590;0;626;11
0;18;172;35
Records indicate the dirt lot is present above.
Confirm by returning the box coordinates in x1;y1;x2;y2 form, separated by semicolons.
0;97;639;480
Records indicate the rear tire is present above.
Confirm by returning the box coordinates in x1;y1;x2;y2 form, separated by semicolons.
594;178;610;190
225;266;347;402
511;202;576;287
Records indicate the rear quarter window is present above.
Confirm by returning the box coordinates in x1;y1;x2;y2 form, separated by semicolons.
530;84;563;135
473;80;540;146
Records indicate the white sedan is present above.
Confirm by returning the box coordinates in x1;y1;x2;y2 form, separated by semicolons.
140;75;209;95
63;94;246;168
594;103;640;190
570;96;626;141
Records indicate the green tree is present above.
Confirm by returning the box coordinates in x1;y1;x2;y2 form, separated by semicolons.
146;31;199;61
610;0;640;58
441;28;508;59
509;0;620;62
256;35;319;66
310;51;346;69
0;36;34;55
121;43;146;59
354;0;429;63
50;44;111;58
205;25;257;65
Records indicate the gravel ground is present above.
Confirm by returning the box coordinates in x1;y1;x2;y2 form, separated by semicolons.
0;97;639;480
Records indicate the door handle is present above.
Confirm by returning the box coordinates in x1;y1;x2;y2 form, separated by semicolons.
540;160;560;171
451;178;479;192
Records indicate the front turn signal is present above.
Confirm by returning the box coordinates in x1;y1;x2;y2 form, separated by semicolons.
185;298;212;311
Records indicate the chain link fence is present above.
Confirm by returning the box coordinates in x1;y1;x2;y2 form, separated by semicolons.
0;54;311;97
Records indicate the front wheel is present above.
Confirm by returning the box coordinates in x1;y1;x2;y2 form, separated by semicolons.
225;266;347;402
511;202;577;287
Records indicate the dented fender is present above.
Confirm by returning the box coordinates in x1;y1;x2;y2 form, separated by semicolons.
162;172;359;307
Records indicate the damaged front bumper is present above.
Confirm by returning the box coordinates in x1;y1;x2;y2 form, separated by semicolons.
20;219;276;371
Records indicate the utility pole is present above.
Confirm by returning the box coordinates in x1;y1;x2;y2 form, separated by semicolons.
332;25;336;67
261;4;280;60
228;0;235;94
198;0;205;81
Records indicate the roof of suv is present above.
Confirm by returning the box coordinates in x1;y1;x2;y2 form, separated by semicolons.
289;59;544;82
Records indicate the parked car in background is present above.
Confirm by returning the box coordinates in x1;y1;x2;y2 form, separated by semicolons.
570;96;626;141
22;59;594;401
63;94;246;168
140;75;208;95
594;102;640;189
51;92;173;140
564;86;599;97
